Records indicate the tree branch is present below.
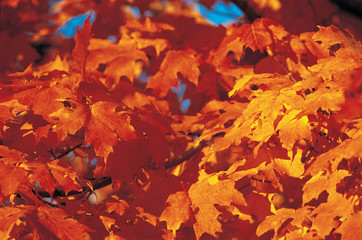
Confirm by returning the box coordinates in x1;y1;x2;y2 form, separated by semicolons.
164;140;208;169
34;138;208;203
55;142;84;159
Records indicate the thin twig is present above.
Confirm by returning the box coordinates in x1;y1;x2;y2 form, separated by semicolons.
55;142;83;159
164;140;208;169
250;176;272;184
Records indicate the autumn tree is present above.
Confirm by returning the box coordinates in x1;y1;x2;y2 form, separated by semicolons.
0;0;361;239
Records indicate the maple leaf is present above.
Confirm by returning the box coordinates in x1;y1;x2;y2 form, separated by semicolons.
120;17;175;56
276;110;312;153
50;100;137;158
0;161;28;196
106;197;129;215
49;100;88;141
0;206;32;239
311;193;354;237
242;18;289;52
27;162;57;195
302;170;349;205
87;36;148;84
256;207;313;238
256;208;294;237
0;145;27;164
214;92;282;151
37;206;93;240
85;102;136;159
3;2;362;240
36;55;70;74
305;134;362;175
0;99;27;127
47;159;81;194
228;73;293;98
132;170;183;217
307;48;362;87
335;212;362;240
272;155;305;178
337;67;362;121
160;191;192;235
300;87;345;115
146;50;200;97
14;85;73;122
188;171;246;239
72;12;94;78
214;18;288;65
99;215;116;232
298;31;330;59
313;25;360;50
215;90;304;152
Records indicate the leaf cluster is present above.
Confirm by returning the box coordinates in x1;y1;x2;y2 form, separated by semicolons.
0;1;361;240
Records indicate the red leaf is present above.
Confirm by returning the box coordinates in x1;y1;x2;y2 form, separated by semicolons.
132;170;183;217
106;140;151;182
72;12;94;78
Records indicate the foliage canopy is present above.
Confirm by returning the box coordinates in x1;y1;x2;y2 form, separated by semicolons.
0;0;361;239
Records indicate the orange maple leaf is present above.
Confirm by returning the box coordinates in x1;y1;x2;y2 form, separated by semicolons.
302;170;349;205
311;193;354;237
37;206;93;240
335;212;362;240
0;161;28;196
160;191;192;235
87;36;148;84
120;17;175;56
47;159;81;194
14;85;73;122
256;207;313;238
147;50;200;97
27;163;57;195
0;206;33;239
50;100;137;158
188;171;246;239
214;18;288;65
